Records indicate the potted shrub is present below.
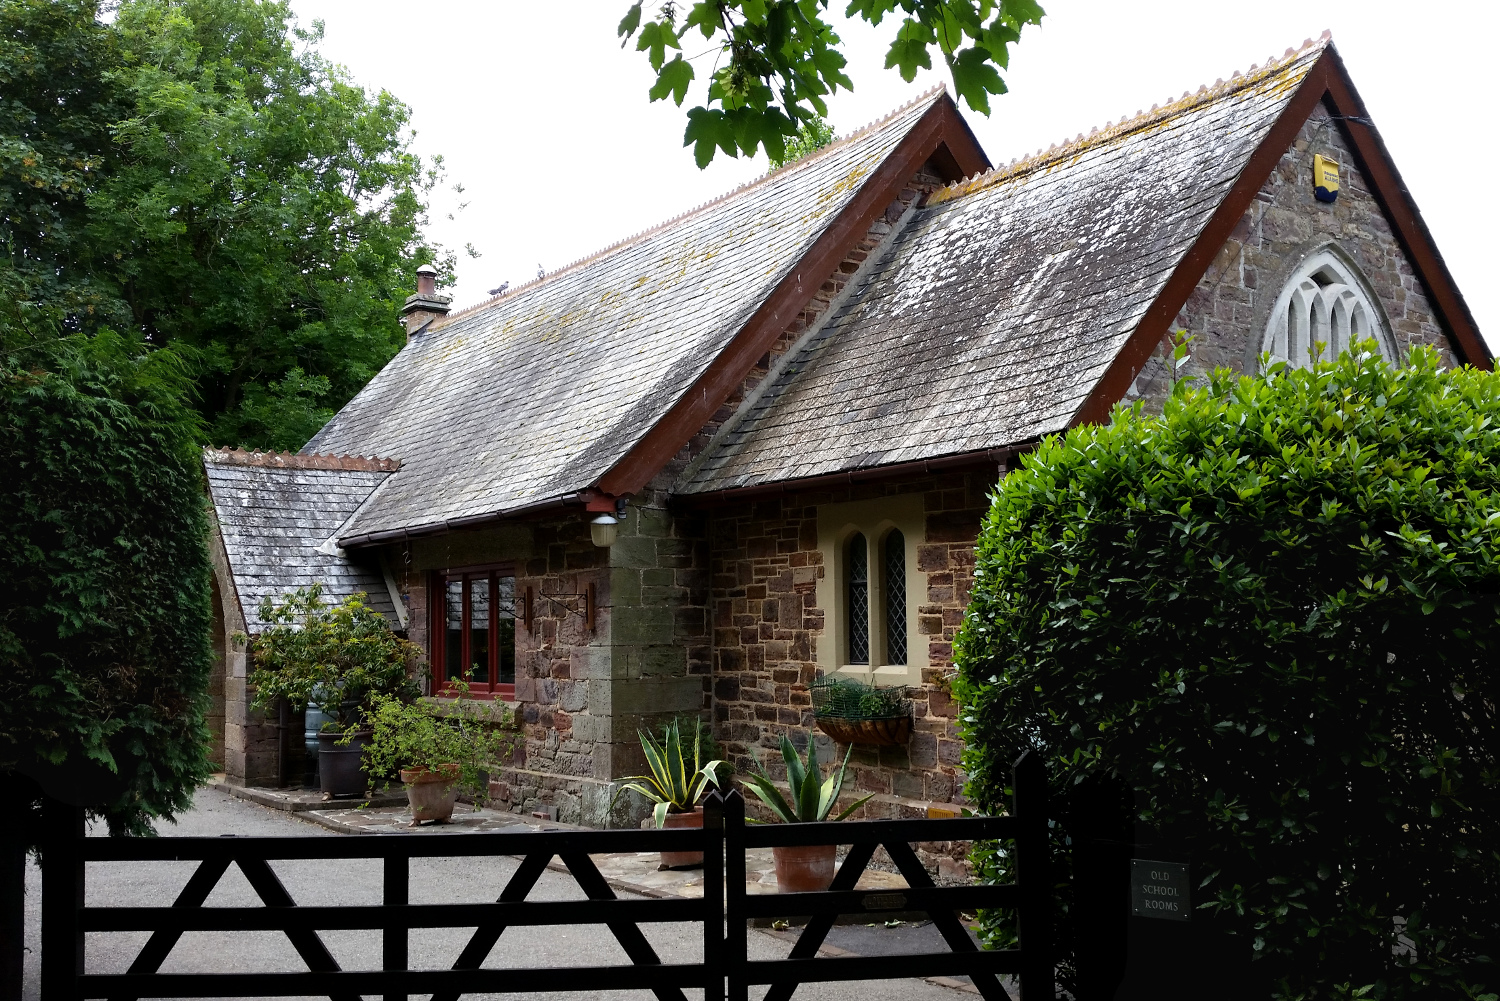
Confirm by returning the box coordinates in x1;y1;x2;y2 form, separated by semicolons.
811;676;914;746
360;682;516;824
613;717;729;869
247;584;422;797
742;734;873;893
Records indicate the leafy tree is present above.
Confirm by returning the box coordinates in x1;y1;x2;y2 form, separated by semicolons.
954;346;1500;998
768;115;836;168
619;0;1044;166
1;0;452;451
2;333;213;840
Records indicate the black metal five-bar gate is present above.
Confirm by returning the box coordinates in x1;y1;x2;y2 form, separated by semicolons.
38;753;1051;1001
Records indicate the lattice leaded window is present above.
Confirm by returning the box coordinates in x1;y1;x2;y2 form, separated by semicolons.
884;529;907;665
847;534;870;664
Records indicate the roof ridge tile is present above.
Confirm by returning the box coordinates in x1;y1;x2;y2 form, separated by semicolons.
204;447;401;472
926;32;1332;208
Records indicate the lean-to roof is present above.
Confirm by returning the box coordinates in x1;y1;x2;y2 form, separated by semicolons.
204;450;399;632
679;42;1330;495
306;91;954;544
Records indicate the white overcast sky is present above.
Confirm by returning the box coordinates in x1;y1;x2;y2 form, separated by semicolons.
288;0;1498;349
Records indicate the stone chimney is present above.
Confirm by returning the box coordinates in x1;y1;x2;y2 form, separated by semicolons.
401;263;452;338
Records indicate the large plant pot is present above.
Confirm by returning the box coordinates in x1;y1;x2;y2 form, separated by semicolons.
814;715;913;747
400;764;461;824
318;729;371;797
659;807;704;870
773;843;837;893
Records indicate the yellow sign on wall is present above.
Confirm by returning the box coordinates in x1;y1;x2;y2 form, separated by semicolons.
1313;153;1340;203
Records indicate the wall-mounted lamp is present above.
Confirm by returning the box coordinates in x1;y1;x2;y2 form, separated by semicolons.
590;512;619;548
590;496;630;548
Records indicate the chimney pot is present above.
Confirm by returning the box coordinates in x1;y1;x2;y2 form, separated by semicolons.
416;263;438;297
401;263;452;340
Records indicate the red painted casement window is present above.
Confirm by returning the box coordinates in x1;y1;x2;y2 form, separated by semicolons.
429;566;516;700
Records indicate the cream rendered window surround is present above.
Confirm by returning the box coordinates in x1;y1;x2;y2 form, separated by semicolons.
815;494;927;687
1262;247;1396;369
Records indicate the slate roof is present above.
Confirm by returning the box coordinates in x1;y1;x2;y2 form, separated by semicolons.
203;450;399;632
305;92;950;544
679;43;1325;494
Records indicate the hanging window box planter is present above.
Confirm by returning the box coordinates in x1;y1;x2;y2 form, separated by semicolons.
811;677;914;747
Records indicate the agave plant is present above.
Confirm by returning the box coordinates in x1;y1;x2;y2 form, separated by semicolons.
613;718;729;828
743;733;873;823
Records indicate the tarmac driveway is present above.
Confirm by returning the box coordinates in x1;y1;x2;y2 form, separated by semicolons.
21;786;987;1001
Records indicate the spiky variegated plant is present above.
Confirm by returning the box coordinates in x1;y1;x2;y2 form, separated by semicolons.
613;718;729;828
743;734;873;823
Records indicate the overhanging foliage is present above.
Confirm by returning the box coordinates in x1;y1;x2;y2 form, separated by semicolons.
1;334;213;838
954;346;1500;997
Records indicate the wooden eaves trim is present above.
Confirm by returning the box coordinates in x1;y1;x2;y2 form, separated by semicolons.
1072;48;1490;429
595;95;990;501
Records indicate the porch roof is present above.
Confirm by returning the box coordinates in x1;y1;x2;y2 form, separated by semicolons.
204;449;400;632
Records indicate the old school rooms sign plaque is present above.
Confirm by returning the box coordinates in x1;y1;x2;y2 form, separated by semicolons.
1131;860;1190;921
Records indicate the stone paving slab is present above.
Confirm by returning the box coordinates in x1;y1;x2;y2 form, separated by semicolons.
206;773;407;812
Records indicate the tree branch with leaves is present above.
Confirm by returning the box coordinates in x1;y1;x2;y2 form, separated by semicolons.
619;0;1044;167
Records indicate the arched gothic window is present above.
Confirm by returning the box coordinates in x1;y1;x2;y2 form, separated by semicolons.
847;533;869;665
1262;249;1394;369
883;529;907;666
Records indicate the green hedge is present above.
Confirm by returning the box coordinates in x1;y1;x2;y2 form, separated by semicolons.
954;346;1499;998
1;335;213;838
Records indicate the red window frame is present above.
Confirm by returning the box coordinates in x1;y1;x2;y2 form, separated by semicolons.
430;565;517;700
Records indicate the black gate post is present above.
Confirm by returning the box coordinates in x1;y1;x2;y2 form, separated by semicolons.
383;851;409;1001
722;790;748;1001
1;825;23;1001
40;797;83;1001
1014;751;1054;1000
702;791;725;1001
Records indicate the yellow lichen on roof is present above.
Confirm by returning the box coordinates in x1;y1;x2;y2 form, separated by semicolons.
926;32;1332;208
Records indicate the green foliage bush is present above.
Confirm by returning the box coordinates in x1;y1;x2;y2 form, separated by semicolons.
954;346;1499;997
1;334;213;837
811;675;909;720
360;684;515;805
247;585;422;731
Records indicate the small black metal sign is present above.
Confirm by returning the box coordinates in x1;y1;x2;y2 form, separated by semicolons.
1131;859;1190;921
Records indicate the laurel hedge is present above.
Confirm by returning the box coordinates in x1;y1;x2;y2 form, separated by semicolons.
1;335;213;839
953;345;1499;998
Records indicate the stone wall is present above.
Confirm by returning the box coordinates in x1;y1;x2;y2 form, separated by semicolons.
704;469;996;820
1129;105;1458;403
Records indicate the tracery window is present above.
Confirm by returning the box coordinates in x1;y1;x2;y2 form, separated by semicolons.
1262;249;1395;369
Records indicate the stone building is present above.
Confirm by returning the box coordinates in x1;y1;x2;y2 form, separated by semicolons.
204;36;1488;824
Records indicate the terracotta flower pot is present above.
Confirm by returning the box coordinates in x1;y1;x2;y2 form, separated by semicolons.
659;806;705;870
400;763;461;823
773;843;837;893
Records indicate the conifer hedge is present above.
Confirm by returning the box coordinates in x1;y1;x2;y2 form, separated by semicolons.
1;335;213;839
954;346;1500;997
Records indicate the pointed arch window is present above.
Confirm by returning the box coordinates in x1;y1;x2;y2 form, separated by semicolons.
883;529;907;666
1263;249;1395;369
847;534;870;664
